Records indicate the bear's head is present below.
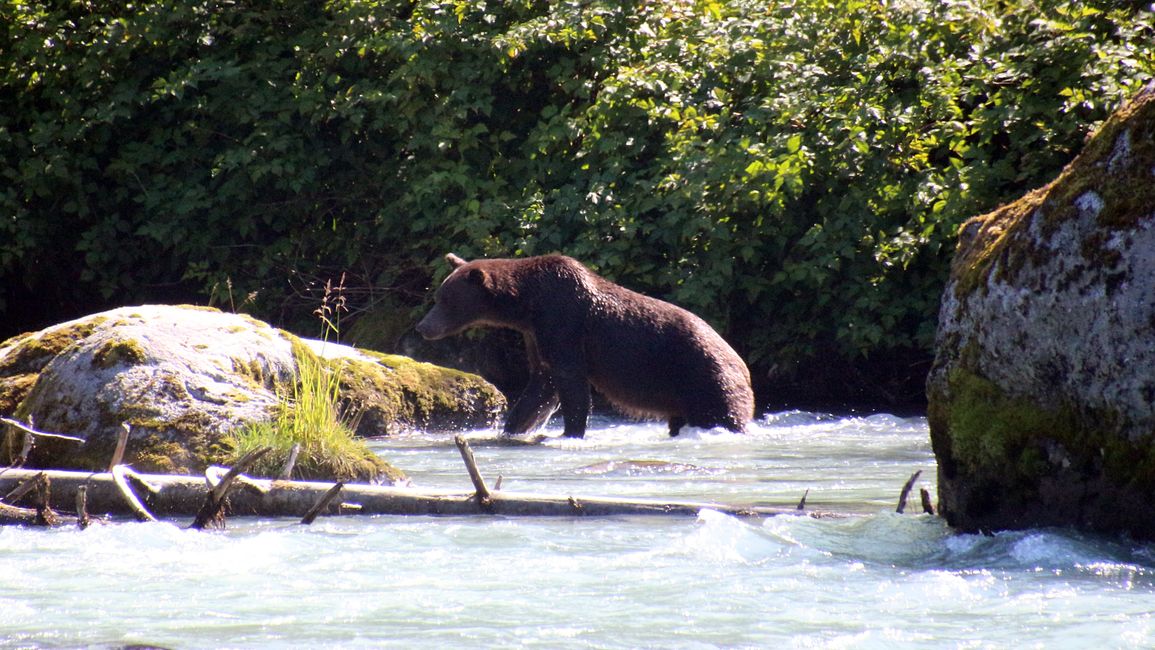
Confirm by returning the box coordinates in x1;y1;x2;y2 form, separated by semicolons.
416;253;503;340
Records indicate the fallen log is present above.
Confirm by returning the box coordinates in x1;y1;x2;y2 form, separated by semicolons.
0;467;826;522
0;500;46;526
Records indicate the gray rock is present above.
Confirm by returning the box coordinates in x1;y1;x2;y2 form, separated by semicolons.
927;83;1155;538
0;305;504;475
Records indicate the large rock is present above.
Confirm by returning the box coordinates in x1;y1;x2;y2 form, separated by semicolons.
0;305;505;475
927;83;1155;537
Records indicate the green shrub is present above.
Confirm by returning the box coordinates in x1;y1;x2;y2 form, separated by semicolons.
3;0;1152;390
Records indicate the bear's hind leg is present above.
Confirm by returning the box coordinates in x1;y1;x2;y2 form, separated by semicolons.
667;416;686;437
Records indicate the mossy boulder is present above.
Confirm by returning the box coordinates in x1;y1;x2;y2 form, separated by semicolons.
298;339;507;436
0;305;505;477
928;82;1155;538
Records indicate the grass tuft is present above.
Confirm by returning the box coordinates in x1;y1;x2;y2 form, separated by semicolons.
225;276;402;483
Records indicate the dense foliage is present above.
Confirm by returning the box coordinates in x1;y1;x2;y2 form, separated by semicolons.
3;0;1152;402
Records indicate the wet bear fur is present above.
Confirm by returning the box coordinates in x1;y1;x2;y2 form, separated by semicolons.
416;253;755;438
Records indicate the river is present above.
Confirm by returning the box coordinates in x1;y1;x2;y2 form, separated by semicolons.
2;412;1153;648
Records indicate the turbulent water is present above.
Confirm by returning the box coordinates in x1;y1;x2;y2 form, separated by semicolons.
3;412;1155;649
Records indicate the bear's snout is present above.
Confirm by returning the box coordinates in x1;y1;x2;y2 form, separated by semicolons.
415;311;443;340
416;305;463;340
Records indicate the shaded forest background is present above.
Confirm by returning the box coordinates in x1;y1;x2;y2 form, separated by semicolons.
3;0;1153;410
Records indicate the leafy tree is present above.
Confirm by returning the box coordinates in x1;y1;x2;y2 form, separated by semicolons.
3;0;1152;404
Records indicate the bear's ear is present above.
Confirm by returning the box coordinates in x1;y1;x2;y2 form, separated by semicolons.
446;253;468;268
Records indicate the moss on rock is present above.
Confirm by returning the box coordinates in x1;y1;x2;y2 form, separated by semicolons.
91;336;148;369
0;316;105;383
950;82;1155;298
337;348;506;435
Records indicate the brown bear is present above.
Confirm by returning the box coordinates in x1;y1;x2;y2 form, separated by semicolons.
416;253;755;438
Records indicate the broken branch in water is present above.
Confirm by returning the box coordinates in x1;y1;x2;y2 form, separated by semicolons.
205;466;271;495
189;447;271;530
111;465;158;523
279;443;302;480
455;435;493;509
1;417;86;472
896;470;922;514
107;423;131;471
3;471;47;505
300;482;345;525
76;484;91;530
920;487;935;515
34;475;59;527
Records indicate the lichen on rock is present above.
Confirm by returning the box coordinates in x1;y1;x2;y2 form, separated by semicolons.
928;82;1155;538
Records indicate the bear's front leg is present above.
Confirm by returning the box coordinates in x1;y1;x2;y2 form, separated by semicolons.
553;371;592;438
504;369;559;434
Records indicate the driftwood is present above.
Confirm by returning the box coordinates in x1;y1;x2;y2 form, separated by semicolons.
107;424;131;471
279;443;302;480
4;471;48;504
0;472;80;527
455;435;493;509
0;417;86;444
920;487;935;515
896;470;922;514
111;465;159;522
0;467;819;523
190;447;272;529
300;482;345;525
76;485;91;530
34;475;59;526
0;436;933;527
2;417;86;471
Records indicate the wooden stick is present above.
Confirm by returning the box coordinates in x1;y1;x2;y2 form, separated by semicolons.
16;432;32;468
279;443;301;480
3;471;47;504
111;465;158;522
190;447;271;530
107;423;131;471
796;489;809;511
35;476;59;527
76;485;91;530
896;470;922;514
205;466;271;494
0;417;86;443
919;487;935;515
209;448;271;502
300;482;345;525
454;435;492;507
